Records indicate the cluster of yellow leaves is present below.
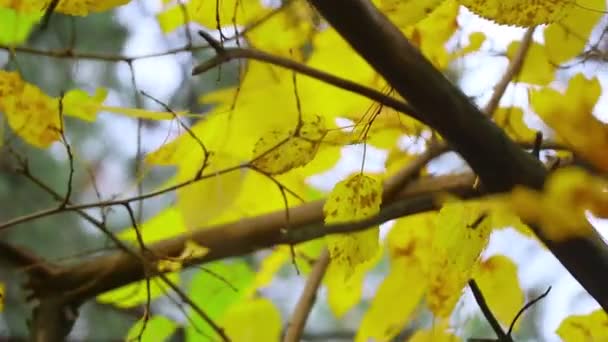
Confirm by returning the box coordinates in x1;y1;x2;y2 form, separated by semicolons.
356;200;526;341
470;0;604;80
510;167;608;241
530;74;608;172
0;70;106;148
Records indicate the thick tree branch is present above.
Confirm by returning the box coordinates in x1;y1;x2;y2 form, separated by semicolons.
40;173;477;302
307;0;608;310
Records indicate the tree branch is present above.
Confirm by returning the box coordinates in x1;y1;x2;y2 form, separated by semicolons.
41;172;477;302
307;0;608;311
283;250;330;342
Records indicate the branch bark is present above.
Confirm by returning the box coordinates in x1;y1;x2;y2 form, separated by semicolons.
37;173;477;302
307;0;608;310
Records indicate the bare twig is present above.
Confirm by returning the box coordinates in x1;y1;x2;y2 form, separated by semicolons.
192;45;424;122
485;27;536;117
283;250;330;342
507;286;551;335
56;94;75;208
469;279;512;342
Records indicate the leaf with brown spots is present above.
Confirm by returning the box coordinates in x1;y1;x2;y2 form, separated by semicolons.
323;173;383;317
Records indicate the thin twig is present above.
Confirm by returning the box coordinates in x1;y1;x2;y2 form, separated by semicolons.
283;250;330;342
507;286;551;335
485;27;536;117
469;279;513;342
56;93;75;208
192;45;424;122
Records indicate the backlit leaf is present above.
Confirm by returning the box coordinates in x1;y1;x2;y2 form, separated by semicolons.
251;115;326;175
427;201;492;317
459;0;571;26
544;0;605;64
126;315;177;341
96;273;179;308
62;88;107;121
493;107;537;141
509;167;608;241
221;298;282;342
530;73;608;171
557;309;608;341
356;214;434;342
409;326;462;342
323;174;382;279
506;41;554;86
373;0;445;28
473;255;524;330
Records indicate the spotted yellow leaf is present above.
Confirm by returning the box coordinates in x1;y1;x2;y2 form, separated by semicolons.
459;0;572;26
427;201;492;317
323;173;383;317
251;115;325;175
1;83;61;148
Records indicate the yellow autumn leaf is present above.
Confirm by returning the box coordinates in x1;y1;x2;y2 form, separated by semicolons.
405;0;460;69
157;0;266;33
325;250;381;318
459;0;571;26
177;151;246;229
118;207;187;244
373;0;445;29
427;201;492;317
493;107;537;141
244;1;314;57
324;173;383;277
544;0;605;64
1;83;61;148
408;327;462;342
97;273;180;308
156;240;208;272
221;298;282;342
357;214;434;342
253;247;290;289
450;31;486;61
506;41;554;85
126;315;177;342
62;88;107;121
0;7;40;44
473;255;524;330
251;115;325;175
509;167;608;242
323;173;383;317
529;73;608;171
557;309;608;341
54;0;132;16
101;105;189;120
